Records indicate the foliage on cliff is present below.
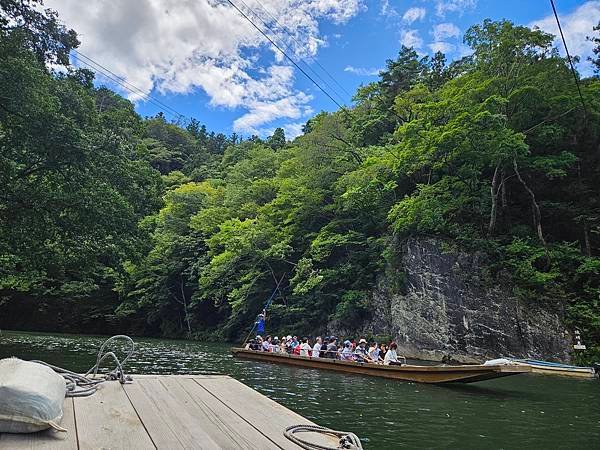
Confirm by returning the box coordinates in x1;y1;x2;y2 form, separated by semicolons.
1;2;599;360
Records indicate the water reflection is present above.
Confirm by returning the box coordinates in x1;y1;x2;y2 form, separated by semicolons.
1;331;598;449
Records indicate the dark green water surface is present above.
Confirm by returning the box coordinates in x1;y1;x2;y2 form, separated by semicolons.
1;331;598;449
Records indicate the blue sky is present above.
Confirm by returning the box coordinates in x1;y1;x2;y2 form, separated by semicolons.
48;0;599;138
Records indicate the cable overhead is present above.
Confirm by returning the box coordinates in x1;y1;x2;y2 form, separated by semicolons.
74;56;164;112
72;50;186;120
74;50;184;119
549;0;587;120
225;0;345;110
248;0;353;102
237;0;347;105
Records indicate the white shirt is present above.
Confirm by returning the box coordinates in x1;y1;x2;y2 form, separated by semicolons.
368;346;380;361
272;343;280;353
300;342;312;357
341;347;353;360
262;341;271;352
312;342;322;358
384;349;398;365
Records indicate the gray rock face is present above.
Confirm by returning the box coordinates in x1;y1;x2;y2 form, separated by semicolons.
330;238;570;363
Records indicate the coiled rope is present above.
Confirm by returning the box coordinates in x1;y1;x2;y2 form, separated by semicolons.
284;424;363;450
32;335;135;397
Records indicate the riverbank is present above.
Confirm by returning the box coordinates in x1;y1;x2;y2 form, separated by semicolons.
1;331;598;449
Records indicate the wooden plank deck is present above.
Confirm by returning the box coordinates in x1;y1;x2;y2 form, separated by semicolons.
0;375;338;450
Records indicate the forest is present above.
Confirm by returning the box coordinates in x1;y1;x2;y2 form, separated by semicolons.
1;1;599;362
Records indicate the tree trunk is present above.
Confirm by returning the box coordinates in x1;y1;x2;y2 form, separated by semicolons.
501;168;507;209
583;220;592;257
577;161;592;257
513;158;550;262
179;276;192;337
488;164;501;236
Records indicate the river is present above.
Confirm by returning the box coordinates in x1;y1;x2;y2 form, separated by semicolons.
0;331;598;449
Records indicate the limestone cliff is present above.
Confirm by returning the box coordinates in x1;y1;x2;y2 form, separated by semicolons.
329;238;571;363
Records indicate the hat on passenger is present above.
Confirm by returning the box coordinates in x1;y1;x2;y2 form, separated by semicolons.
359;338;367;344
344;340;351;346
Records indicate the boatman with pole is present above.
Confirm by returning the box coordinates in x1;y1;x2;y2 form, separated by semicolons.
256;309;266;336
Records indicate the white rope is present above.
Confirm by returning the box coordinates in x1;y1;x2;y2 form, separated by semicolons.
31;335;135;397
284;424;363;450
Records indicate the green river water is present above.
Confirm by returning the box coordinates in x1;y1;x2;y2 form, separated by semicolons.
0;331;598;449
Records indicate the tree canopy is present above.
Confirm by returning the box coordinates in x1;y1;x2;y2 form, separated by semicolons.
1;2;599;362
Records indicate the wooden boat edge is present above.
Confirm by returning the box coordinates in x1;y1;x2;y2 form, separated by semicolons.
513;359;598;379
528;366;596;378
231;348;531;384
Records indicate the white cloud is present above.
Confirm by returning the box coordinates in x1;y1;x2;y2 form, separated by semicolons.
400;29;423;49
435;0;477;17
432;22;460;41
282;122;306;139
428;42;455;54
380;0;399;18
234;92;312;134
530;0;600;75
457;43;474;58
344;65;381;76
46;0;363;132
402;7;426;24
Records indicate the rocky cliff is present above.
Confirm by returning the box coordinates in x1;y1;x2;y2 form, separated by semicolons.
330;238;571;363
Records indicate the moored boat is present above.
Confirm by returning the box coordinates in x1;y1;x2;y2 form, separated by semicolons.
231;348;531;384
513;359;598;379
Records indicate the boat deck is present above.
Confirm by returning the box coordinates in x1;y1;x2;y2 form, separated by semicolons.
0;374;337;449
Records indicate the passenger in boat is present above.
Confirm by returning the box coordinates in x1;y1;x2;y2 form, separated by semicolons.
325;337;338;358
293;340;302;355
285;336;293;353
384;342;402;366
379;343;387;361
354;338;371;363
300;337;312;357
262;335;272;352
246;337;258;350
252;335;263;351
280;337;287;353
312;337;322;358
368;342;381;363
272;337;280;353
340;340;354;360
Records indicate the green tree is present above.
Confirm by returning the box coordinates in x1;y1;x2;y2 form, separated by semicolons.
0;0;162;324
0;0;78;66
587;21;599;73
266;127;286;150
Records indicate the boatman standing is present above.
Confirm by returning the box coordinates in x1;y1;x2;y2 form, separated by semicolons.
256;309;266;336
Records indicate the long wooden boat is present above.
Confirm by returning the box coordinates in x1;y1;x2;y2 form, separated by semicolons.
231;348;531;384
513;359;598;379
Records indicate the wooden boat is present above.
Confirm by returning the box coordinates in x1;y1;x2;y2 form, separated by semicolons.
513;359;598;379
231;348;531;384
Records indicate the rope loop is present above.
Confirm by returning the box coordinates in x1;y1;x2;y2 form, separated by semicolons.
32;335;135;397
284;424;363;450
